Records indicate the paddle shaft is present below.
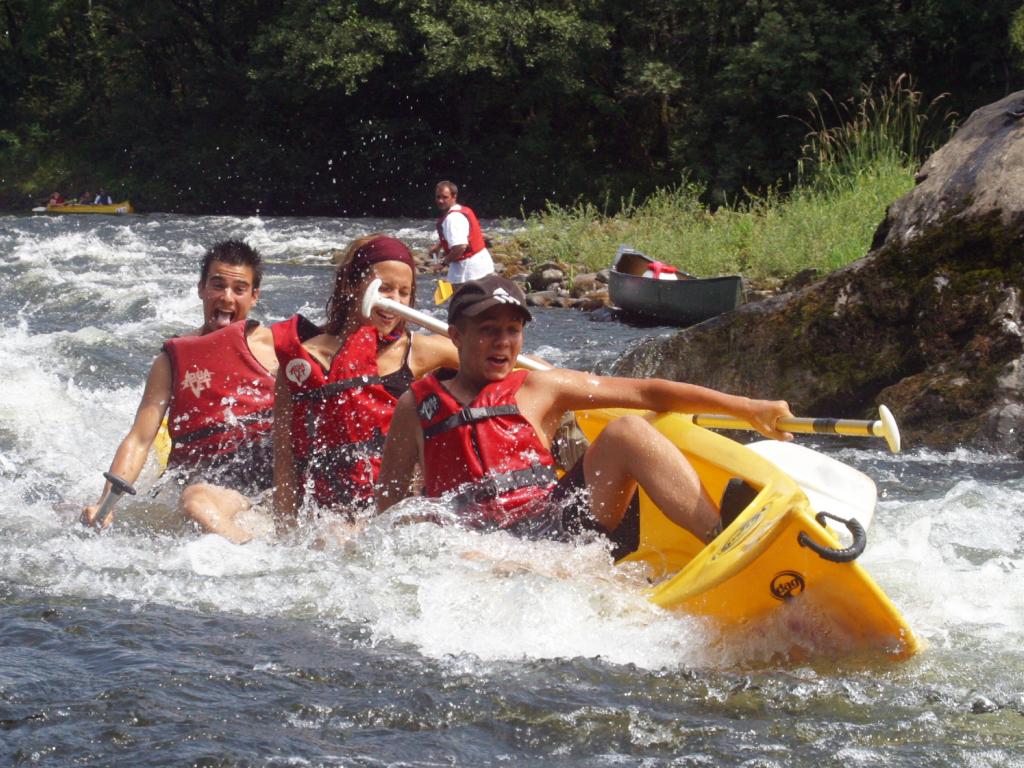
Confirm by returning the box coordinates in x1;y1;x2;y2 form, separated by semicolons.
693;414;888;440
361;280;901;450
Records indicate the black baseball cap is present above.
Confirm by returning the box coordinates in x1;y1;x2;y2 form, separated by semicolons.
447;274;533;324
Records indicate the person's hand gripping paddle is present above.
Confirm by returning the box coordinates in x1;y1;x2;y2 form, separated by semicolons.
83;471;137;530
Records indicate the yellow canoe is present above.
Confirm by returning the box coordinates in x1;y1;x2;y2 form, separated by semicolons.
577;408;917;660
44;201;134;215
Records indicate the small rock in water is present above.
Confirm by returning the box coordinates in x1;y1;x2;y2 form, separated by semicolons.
525;290;559;307
969;694;999;714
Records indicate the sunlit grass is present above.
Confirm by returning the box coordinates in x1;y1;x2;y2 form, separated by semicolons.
510;76;955;283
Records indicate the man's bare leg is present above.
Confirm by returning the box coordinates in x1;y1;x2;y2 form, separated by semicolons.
582;415;721;543
179;483;255;544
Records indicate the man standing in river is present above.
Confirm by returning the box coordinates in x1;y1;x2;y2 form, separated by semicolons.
428;180;495;285
81;240;278;543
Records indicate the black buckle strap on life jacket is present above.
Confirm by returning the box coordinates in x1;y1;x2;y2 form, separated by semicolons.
292;374;384;403
452;463;558;509
171;408;274;447
423;404;521;440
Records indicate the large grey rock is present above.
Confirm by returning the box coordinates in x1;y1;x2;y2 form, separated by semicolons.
612;92;1024;454
879;91;1024;247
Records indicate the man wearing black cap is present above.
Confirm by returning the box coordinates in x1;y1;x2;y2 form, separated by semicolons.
377;274;794;545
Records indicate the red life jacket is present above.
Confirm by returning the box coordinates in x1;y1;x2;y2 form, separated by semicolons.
436;204;487;262
272;315;396;507
411;369;558;527
163;320;275;468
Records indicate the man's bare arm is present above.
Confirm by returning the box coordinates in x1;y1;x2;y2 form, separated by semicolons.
376;392;423;513
526;369;794;441
81;352;172;527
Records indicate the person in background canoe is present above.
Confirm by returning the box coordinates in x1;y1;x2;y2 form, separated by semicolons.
81;240;278;544
427;180;495;285
377;274;795;549
272;234;459;531
94;189;113;205
47;192;66;206
77;191;94;205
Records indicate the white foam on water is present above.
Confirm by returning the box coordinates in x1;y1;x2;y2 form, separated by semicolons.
2;496;731;670
2;214;1022;682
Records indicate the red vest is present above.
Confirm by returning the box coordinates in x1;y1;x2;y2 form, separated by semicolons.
272;315;396;507
411;369;557;527
163;320;275;468
436;204;487;261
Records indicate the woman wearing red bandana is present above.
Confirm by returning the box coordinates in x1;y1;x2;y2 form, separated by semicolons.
272;235;459;527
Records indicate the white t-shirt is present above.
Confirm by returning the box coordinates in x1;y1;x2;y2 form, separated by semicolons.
441;205;494;283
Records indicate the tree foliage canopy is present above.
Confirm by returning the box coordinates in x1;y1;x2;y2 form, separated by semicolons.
2;0;1021;215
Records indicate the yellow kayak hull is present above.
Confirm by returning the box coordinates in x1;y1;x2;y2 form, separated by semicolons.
576;408;917;660
45;201;134;215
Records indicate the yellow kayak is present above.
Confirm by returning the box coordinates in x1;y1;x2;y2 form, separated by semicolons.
576;408;917;660
43;201;134;215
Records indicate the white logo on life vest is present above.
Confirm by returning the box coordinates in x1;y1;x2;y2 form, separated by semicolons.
182;368;212;397
419;394;441;422
491;287;521;306
286;358;312;386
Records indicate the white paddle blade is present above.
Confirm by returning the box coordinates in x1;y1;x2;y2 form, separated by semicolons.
876;404;901;453
361;278;382;320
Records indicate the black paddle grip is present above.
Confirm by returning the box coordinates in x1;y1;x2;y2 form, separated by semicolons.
103;472;137;498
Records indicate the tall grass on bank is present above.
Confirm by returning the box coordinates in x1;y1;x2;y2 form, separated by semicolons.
511;77;955;283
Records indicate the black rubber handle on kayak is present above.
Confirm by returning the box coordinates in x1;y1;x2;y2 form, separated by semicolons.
94;472;137;528
797;511;866;563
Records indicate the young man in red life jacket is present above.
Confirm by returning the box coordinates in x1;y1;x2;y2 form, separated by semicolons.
81;241;278;544
427;180;495;284
376;274;795;546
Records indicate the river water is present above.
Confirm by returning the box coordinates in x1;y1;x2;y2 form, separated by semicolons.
0;213;1021;766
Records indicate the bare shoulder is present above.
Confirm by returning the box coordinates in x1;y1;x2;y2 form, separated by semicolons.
247;324;274;346
149;348;172;380
246;324;280;374
410;332;459;376
139;350;173;405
